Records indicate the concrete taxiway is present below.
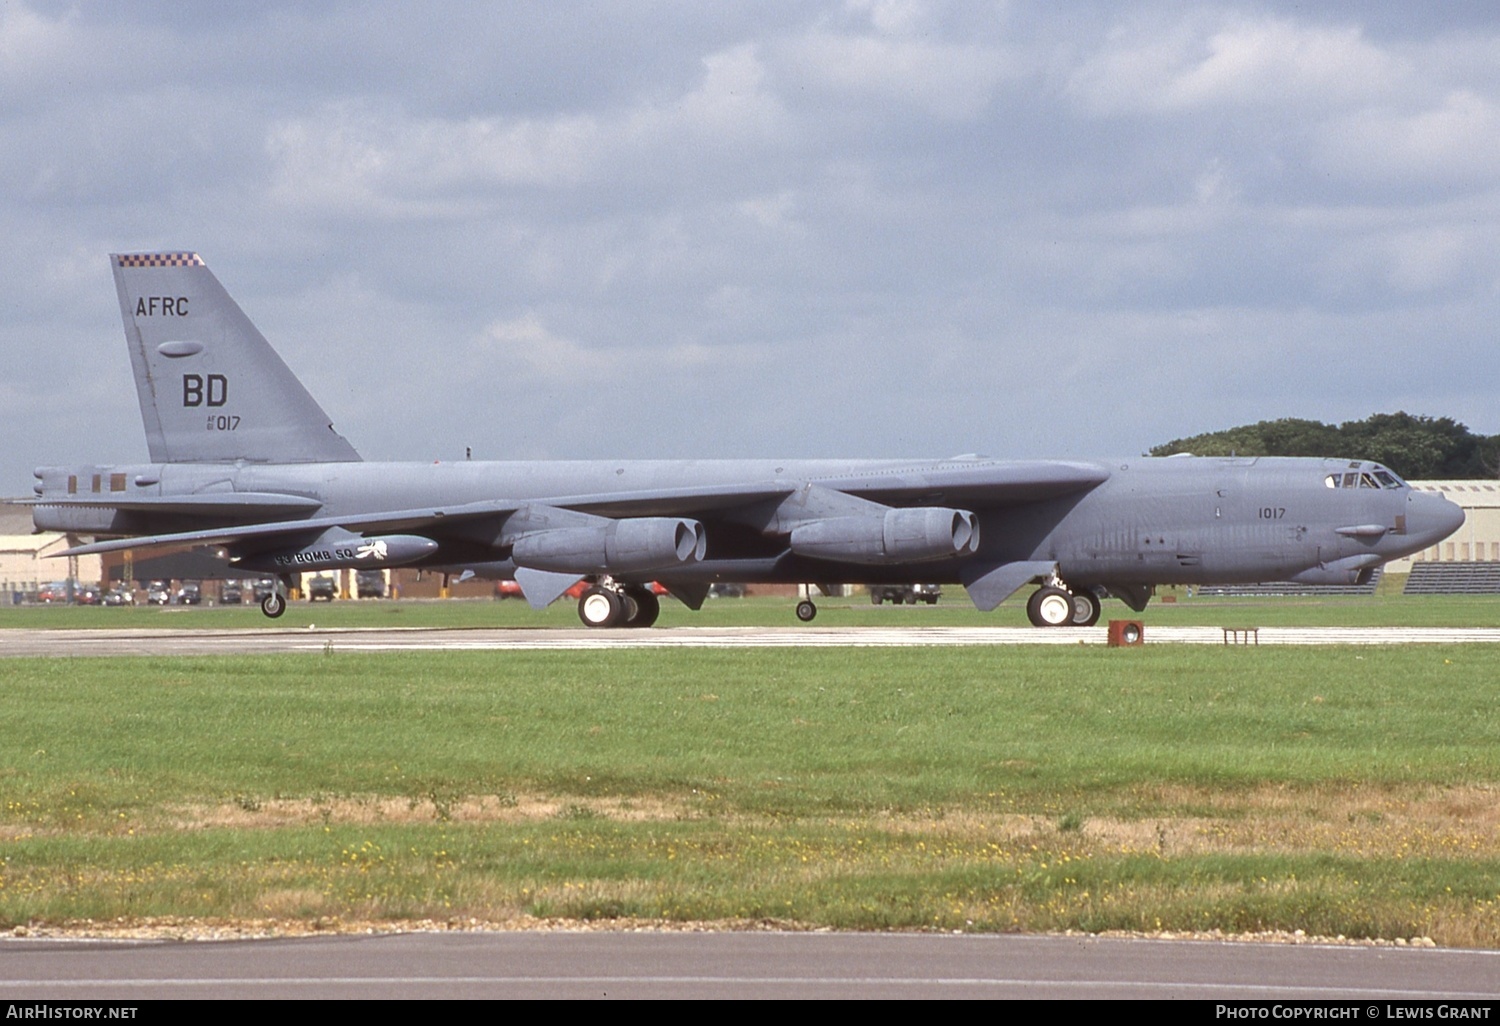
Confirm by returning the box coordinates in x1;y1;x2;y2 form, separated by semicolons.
2;624;1500;657
3;931;1499;1000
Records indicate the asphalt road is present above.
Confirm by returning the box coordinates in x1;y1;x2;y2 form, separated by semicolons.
3;625;1500;657
3;931;1498;1000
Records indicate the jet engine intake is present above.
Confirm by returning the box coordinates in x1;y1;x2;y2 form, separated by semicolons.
511;517;707;574
789;507;979;564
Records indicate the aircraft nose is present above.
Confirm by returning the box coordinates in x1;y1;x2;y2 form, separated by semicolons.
1405;490;1465;549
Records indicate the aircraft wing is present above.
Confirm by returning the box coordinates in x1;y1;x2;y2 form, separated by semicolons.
556;460;1109;518
57;499;525;557
810;458;1110;505
56;460;1109;559
52;484;798;559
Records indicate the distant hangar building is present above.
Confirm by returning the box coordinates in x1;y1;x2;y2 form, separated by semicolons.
1389;481;1500;592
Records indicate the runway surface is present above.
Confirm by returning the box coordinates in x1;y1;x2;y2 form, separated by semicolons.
3;624;1500;656
4;931;1498;1000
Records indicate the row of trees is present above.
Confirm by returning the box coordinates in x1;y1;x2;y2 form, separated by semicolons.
1150;413;1499;480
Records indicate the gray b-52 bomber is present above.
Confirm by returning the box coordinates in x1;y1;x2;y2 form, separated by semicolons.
32;253;1464;628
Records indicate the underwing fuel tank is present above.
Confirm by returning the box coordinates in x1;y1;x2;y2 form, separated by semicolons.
232;532;439;573
1287;553;1383;586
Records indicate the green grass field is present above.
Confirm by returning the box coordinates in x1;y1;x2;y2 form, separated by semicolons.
1;640;1496;943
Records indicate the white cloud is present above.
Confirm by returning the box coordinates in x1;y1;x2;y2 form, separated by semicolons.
1317;89;1500;188
474;311;735;385
1068;15;1409;114
0;3;75;89
4;2;1500;492
783;30;1012;120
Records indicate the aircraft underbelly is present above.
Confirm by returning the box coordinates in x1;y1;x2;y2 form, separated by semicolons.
1065;515;1315;584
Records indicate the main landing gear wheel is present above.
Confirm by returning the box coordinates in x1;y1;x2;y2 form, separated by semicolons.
795;599;818;622
1026;586;1074;627
622;586;660;628
260;591;286;619
1069;588;1101;627
578;586;623;628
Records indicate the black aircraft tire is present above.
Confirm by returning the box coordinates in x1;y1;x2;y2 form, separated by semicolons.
1069;587;1102;627
578;587;623;629
623;588;660;628
261;592;286;619
795;599;817;622
1026;586;1074;627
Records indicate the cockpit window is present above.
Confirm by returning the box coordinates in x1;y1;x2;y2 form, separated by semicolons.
1325;465;1406;490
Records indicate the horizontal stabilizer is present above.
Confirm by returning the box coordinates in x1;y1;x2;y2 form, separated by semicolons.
57;499;520;558
27;492;323;515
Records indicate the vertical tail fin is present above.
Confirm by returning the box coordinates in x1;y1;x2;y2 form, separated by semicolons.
112;252;361;464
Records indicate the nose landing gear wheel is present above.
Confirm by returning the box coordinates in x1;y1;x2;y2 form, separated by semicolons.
795;599;817;622
1026;586;1074;627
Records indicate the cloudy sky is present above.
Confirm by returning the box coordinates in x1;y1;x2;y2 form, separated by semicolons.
3;1;1497;495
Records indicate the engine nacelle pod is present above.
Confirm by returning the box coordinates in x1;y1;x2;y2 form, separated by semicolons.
511;517;707;574
789;507;979;564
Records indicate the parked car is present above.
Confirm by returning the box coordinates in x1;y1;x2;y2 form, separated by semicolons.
102;585;134;606
176;581;202;605
220;581;243;605
308;575;337;601
38;581;72;604
495;579;523;599
146;581;172;605
75;585;101;606
708;582;746;598
252;579;275;603
355;570;386;598
869;584;941;606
